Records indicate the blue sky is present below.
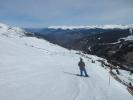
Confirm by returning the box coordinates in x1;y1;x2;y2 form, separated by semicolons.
0;0;133;28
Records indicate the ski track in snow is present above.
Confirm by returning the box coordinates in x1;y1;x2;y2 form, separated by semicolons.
0;33;133;100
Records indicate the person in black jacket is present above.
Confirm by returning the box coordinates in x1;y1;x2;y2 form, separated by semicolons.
78;58;88;77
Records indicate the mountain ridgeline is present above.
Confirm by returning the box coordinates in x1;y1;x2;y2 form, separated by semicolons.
25;26;133;71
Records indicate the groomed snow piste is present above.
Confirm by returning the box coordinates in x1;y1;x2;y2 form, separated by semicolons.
0;23;133;100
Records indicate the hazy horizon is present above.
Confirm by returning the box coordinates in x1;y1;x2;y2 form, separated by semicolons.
0;0;133;28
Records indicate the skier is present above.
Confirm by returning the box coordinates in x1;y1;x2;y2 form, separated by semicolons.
78;57;88;77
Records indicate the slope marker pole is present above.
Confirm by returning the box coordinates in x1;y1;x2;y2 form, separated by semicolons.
109;74;111;86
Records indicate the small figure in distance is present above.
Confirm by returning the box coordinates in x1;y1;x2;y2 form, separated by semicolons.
78;57;88;77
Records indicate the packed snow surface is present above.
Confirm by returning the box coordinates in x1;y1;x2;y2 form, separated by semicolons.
0;23;133;100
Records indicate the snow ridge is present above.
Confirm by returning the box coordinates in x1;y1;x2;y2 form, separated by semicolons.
48;24;133;30
0;23;25;37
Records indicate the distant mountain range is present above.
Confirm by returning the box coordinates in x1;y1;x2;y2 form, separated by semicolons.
48;24;133;30
25;25;133;47
25;25;133;71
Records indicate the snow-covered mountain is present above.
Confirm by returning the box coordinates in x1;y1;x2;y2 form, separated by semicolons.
0;23;25;37
48;24;133;30
0;23;133;100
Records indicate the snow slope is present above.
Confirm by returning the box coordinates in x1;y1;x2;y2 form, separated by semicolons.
0;24;133;100
0;23;24;37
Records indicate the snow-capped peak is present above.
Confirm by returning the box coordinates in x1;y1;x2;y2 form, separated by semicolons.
0;23;25;37
0;23;10;32
48;24;133;30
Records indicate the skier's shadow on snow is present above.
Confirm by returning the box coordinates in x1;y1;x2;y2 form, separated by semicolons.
63;72;90;77
63;72;79;76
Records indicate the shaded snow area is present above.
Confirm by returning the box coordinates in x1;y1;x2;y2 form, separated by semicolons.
0;24;133;100
112;69;133;85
